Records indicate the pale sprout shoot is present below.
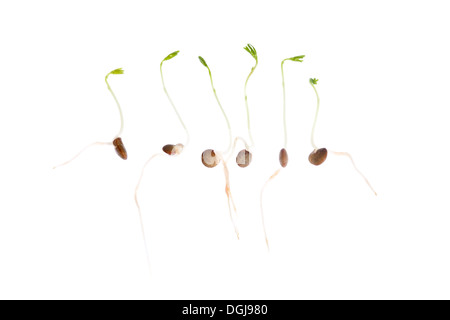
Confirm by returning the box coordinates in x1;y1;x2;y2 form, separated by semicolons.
134;51;189;274
282;55;305;149
308;78;377;195
260;55;304;250
53;68;127;169
106;68;128;160
231;44;259;168
161;51;190;147
107;68;126;139
308;78;327;165
199;55;239;239
198;56;232;156
243;44;257;147
225;44;258;168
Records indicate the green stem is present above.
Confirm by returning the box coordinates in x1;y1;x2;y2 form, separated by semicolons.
244;60;257;148
281;59;288;148
160;61;190;146
105;73;124;139
310;82;320;150
205;65;232;155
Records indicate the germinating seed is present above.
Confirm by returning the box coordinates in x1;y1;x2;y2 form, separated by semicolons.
308;78;376;195
279;148;288;168
201;149;220;168
259;54;305;250
113;137;128;160
53;68;127;169
236;149;252;168
308;148;327;166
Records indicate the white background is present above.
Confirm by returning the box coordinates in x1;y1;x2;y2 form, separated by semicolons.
1;0;450;300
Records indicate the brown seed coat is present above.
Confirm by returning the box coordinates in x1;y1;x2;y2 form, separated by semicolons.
113;137;127;160
201;149;220;168
308;148;327;166
236;149;252;168
162;143;184;156
162;144;175;155
279;148;288;168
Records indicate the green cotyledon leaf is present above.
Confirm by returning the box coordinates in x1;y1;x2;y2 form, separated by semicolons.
287;55;305;62
109;68;124;74
198;56;208;67
163;51;180;62
244;44;257;61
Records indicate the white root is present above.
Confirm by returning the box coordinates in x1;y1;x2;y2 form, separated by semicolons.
53;141;112;169
260;169;281;251
220;154;239;239
331;151;377;196
134;153;163;275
